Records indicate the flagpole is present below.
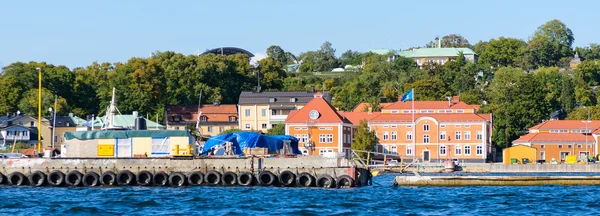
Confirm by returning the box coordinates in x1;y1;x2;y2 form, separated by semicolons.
412;88;415;161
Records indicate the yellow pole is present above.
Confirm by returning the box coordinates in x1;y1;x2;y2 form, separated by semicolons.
38;68;42;154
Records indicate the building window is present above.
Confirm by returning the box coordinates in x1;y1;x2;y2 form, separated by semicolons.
423;135;430;144
219;127;224;132
541;145;545;149
175;127;180;130
207;126;213;132
455;131;462;140
391;132;397;140
440;145;446;155
391;125;397;128
30;121;34;127
301;134;309;143
245;124;251;129
455;145;462;155
244;109;250;117
440;124;446;128
578;144;582;148
200;116;208;121
558;145;563;148
406;145;412;155
540;151;545;160
319;134;326;143
391;110;399;114
464;131;471;140
19;121;24;125
229;116;237;122
383;132;389;140
269;98;275;103
327;134;333;143
261;109;267;117
465;145;471;155
391;145;397;154
476;145;483;155
440;132;446;141
383;125;389;128
457;110;464;113
261;123;267;129
464;124;470;128
406;132;412;140
568;145;572;149
476;131;482;140
456;124;461;128
289;98;296;102
406;125;412;128
23;131;28;136
423;124;430;132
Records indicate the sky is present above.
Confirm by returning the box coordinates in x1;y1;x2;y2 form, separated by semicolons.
1;0;599;69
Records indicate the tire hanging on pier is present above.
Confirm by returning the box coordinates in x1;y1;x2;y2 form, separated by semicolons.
100;171;117;186
222;171;238;186
0;172;5;185
336;175;354;188
83;172;100;187
187;171;204;186
278;171;296;187
47;170;65;186
136;171;153;186
28;171;46;187
8;172;26;186
204;170;222;185
296;172;315;187
153;171;169;186
168;172;186;187
258;171;276;186
316;174;335;188
237;172;254;186
65;170;83;186
117;170;135;186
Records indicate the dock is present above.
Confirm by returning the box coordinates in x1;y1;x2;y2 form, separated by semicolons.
393;175;600;186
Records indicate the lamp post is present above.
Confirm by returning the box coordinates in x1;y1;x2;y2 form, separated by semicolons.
36;67;42;154
49;106;56;149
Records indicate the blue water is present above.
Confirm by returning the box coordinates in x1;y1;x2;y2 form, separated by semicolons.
2;174;600;215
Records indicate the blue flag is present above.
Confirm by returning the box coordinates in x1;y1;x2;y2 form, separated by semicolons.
401;89;413;102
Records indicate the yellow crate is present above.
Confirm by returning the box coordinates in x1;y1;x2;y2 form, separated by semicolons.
98;144;115;157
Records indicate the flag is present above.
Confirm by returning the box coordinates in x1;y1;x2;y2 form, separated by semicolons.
401;89;413;102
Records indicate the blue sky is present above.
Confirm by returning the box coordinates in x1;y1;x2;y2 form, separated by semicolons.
1;0;599;69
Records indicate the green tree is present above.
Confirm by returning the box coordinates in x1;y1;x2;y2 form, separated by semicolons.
479;37;527;68
471;40;489;55
298;51;319;72
352;120;377;157
566;107;600;120
575;43;600;60
267;124;285;136
525;19;574;68
17;88;69;116
257;58;287;90
339;50;363;67
266;45;288;67
315;41;337;72
574;60;600;86
404;78;449;101
426;34;471;48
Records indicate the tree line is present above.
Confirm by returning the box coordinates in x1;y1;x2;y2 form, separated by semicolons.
1;19;600;149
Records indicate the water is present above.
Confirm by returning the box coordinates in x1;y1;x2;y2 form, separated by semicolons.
1;174;600;215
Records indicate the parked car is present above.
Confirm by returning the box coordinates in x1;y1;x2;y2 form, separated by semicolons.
0;153;27;158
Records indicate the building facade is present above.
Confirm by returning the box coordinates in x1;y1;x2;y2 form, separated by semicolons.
238;90;331;132
165;104;238;137
0;114;39;148
513;120;600;162
40;113;87;148
370;48;478;66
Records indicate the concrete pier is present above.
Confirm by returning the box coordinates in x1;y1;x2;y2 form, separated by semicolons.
393;175;600;186
0;156;369;188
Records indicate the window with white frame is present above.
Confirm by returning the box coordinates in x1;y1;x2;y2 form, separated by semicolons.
440;145;446;155
326;134;333;143
245;109;251;117
391;145;397;154
440;124;446;128
440;132;446;140
464;124;470;128
455;145;462;155
406;145;413;155
261;109;267;117
207;126;213;132
423;124;430;132
406;132;412;140
391;132;397;140
465;131;471;140
455;131;462;140
476;131;483;140
476;145;483;155
245;124;251;129
261;123;267;129
302;134;309;143
465;145;471;155
423;135;430;144
391;125;397;128
319;134;327;143
383;125;389;128
456;124;461;128
383;132;389;140
391;110;399;114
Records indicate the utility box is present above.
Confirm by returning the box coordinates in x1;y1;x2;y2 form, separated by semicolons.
98;144;115;157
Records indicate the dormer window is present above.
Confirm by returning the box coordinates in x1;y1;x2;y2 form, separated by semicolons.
269;98;276;103
289;98;297;102
229;116;237;122
200;116;208;121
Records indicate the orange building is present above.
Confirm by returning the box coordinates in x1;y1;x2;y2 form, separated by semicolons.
513;120;600;163
165;104;238;137
368;96;492;163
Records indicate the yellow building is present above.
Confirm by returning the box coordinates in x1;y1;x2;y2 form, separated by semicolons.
63;130;192;158
165;104;238;137
40;113;87;148
238;90;331;132
503;145;537;164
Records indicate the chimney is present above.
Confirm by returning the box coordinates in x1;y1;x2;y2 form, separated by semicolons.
452;96;460;104
368;107;373;114
132;111;139;117
68;113;73;117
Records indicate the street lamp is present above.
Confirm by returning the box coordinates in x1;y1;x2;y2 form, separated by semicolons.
36;67;42;154
49;107;56;149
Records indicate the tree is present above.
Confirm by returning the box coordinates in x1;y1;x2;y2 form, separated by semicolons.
525;19;574;68
352;120;377;157
575;43;600;60
479;37;527;68
471;40;489;55
426;34;471;48
574;60;600;86
339;50;363;67
404;78;449;101
266;45;288;67
17;88;69;116
298;51;319;72
315;41;337;72
566;107;600;120
267;124;285;136
257;58;287;90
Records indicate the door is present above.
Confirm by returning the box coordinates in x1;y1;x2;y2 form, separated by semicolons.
423;150;430;162
579;152;589;161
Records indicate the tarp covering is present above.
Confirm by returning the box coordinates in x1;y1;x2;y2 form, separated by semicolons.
202;132;301;156
65;130;190;140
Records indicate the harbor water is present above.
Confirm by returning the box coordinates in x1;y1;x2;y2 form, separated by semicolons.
2;174;600;215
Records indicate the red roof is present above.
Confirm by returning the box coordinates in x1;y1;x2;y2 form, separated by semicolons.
352;103;393;112
514;133;595;143
285;94;350;124
369;113;489;123
383;101;475;110
165;104;237;122
529;120;600;130
339;112;381;125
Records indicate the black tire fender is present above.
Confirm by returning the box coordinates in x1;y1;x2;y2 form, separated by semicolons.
336;175;355;188
65;170;83;186
316;174;335;188
168;172;186;187
47;170;65;186
187;171;204;186
296;172;315;187
258;171;276;186
117;170;135;186
28;171;46;187
222;171;238;186
153;171;169;186
8;172;26;186
237;172;254;186
279;170;296;187
204;170;222;185
136;170;153;186
83;172;100;187
100;171;117;186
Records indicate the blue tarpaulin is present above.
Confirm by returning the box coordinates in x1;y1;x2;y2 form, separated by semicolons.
202;132;301;156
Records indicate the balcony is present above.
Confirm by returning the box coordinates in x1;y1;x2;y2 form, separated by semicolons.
270;115;288;121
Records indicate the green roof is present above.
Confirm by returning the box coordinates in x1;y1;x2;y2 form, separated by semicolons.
71;116;87;126
369;49;396;55
397;48;477;58
93;115;165;129
65;130;190;140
